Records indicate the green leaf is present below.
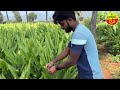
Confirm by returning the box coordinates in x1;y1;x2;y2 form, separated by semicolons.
19;58;31;79
0;58;18;79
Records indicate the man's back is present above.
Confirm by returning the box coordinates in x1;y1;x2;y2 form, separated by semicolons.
71;23;103;79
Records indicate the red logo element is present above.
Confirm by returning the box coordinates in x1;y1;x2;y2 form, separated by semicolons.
106;18;118;26
106;12;119;26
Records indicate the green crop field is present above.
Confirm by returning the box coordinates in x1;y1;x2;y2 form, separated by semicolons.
0;22;77;79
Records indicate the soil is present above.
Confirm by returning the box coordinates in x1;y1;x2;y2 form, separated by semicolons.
98;44;120;79
100;58;120;79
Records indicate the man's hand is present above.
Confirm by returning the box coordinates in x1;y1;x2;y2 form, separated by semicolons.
46;62;54;70
47;66;57;74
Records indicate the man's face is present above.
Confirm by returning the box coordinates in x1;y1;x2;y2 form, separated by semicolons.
59;20;73;33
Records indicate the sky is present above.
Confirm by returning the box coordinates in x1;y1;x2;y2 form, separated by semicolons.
1;11;55;21
1;11;92;22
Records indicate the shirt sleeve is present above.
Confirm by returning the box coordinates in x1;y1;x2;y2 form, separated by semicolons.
71;44;84;54
70;34;87;54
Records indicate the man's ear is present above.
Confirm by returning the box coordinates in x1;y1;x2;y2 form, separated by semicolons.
68;17;73;21
67;17;73;24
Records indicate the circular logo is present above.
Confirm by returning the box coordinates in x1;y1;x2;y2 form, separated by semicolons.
106;12;119;26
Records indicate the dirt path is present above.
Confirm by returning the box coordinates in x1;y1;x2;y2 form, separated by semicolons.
98;44;120;79
100;59;114;79
100;58;120;79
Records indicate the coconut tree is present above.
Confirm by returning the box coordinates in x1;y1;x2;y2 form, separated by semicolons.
26;11;28;22
46;11;48;22
6;11;9;23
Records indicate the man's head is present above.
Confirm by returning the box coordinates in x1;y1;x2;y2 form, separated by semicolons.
53;11;77;33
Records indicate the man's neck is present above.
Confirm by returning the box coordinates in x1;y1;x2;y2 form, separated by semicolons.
72;21;79;32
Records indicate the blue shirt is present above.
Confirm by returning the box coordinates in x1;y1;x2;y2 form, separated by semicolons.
68;23;103;79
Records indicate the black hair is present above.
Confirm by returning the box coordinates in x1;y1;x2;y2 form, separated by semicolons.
53;11;76;24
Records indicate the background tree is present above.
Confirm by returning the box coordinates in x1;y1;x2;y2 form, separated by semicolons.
27;12;37;22
46;11;48;22
90;11;98;37
26;11;28;22
0;11;3;23
6;11;9;23
12;11;22;22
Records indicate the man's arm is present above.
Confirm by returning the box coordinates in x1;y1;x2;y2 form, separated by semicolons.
52;47;70;64
47;48;81;74
46;47;70;69
55;45;84;70
48;45;84;74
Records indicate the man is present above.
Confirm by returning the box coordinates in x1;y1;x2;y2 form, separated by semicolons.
46;11;103;79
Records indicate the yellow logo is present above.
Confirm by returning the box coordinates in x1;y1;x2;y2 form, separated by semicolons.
106;12;119;26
